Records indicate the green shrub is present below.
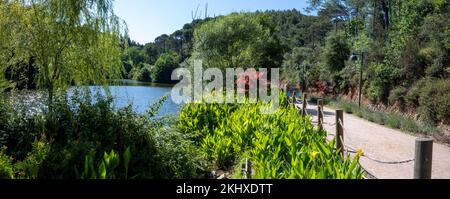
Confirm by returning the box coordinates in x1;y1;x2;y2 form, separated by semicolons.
372;112;386;125
360;108;374;122
389;86;408;106
14;139;50;179
178;92;364;179
0;98;42;160
418;78;450;124
153;127;211;179
0;148;14;179
79;149;120;179
249;108;363;179
405;79;427;108
0;89;209;179
400;118;420;133
341;102;355;114
366;63;397;103
201;133;235;169
386;114;402;129
0;139;50;179
353;108;364;118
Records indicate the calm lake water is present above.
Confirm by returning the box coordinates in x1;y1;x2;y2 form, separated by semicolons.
10;80;298;116
87;83;179;116
81;80;180;116
8;80;180;116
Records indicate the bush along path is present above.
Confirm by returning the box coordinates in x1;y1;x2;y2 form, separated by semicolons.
177;93;365;179
295;101;450;179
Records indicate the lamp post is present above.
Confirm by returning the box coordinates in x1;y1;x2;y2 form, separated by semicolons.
350;52;364;108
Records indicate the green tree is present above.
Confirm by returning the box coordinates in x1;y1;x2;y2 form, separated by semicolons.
0;0;126;104
192;13;271;69
132;64;152;82
151;52;180;83
0;73;12;94
143;43;159;65
320;30;351;93
282;47;314;85
323;31;350;72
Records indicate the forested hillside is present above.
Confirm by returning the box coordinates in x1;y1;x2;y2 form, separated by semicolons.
121;9;329;82
304;0;449;126
121;19;207;82
123;1;448;125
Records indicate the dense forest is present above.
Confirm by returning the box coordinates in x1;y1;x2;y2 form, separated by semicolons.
121;19;205;83
121;10;327;82
122;0;449;126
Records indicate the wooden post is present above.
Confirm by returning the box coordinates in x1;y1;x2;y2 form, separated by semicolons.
285;91;289;108
247;160;252;179
302;94;308;117
318;99;324;130
242;158;252;179
292;91;296;107
336;110;344;156
414;138;433;179
242;158;248;179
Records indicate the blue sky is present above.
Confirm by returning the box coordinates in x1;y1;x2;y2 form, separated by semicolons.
114;0;312;44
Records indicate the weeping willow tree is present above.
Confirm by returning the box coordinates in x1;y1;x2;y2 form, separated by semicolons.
0;0;127;103
0;74;12;95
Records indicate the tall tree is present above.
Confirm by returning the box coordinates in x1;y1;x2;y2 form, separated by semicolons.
0;0;126;104
192;13;272;69
151;52;180;83
282;47;314;85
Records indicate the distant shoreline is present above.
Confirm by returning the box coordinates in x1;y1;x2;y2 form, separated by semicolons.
109;79;176;87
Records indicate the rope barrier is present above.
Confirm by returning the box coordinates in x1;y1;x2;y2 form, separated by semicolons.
334;113;415;165
288;96;414;166
304;106;309;115
318;108;337;126
360;164;378;179
363;155;415;164
344;143;415;165
338;134;346;153
341;119;414;164
338;119;355;145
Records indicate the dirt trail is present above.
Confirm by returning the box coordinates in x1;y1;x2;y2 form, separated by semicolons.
296;103;450;179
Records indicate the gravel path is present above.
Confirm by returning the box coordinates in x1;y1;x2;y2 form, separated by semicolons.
296;103;450;179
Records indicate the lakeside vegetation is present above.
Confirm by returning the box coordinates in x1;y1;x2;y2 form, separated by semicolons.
0;0;448;179
121;0;449;128
0;89;208;179
0;89;363;179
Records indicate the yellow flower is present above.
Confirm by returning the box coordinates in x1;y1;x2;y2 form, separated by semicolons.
356;148;364;157
311;151;319;159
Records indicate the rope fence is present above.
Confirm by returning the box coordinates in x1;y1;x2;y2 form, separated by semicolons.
290;95;433;179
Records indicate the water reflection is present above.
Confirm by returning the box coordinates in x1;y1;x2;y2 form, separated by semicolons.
5;80;179;117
